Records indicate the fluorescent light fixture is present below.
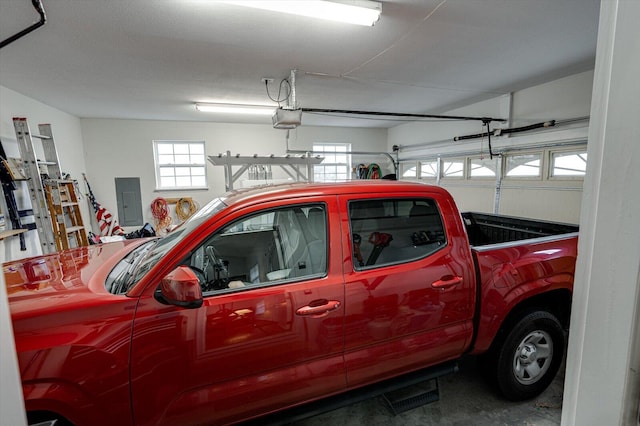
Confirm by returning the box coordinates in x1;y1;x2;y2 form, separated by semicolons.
220;1;382;26
195;102;275;115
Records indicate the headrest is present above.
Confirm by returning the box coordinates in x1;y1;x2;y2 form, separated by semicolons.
409;204;431;217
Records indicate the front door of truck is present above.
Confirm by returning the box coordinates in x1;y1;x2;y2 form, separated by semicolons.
338;193;475;387
130;198;346;425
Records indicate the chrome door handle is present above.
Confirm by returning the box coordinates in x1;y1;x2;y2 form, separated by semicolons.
296;299;341;318
431;275;463;289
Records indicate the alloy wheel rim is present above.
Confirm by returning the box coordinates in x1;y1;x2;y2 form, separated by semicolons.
512;330;553;385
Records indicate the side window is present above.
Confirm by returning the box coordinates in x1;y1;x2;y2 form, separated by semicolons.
185;204;327;294
153;140;207;190
349;198;446;269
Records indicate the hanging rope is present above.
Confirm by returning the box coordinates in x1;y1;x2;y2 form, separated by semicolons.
151;197;172;235
175;197;197;221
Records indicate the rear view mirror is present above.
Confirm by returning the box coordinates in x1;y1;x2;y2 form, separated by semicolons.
156;266;203;309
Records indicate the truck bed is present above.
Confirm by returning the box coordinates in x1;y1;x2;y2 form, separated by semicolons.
461;212;579;247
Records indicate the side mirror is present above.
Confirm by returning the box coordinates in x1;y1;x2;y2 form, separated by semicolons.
156;266;203;309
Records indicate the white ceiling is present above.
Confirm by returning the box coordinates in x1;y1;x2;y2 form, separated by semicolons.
0;0;600;128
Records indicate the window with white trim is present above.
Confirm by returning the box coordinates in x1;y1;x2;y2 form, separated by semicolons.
505;153;542;178
400;162;417;178
400;160;438;179
313;143;351;182
551;150;587;177
469;157;497;178
441;159;464;178
420;161;438;179
154;140;207;190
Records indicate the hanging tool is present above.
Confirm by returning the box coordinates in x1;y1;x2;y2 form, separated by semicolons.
0;142;31;250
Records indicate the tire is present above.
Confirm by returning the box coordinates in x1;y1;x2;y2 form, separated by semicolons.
493;310;566;401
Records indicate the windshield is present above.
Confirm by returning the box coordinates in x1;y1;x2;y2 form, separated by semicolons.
106;197;227;294
106;240;157;294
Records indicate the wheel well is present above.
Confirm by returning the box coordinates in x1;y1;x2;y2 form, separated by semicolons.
491;289;572;351
27;410;73;426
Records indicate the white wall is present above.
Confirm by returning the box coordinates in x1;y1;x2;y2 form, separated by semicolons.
0;245;26;425
389;95;510;149
388;71;594;223
389;70;594;151
81;119;387;228
513;70;594;122
563;0;640;423
0;85;90;260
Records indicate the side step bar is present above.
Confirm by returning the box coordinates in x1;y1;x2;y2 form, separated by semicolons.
383;377;440;415
247;361;458;425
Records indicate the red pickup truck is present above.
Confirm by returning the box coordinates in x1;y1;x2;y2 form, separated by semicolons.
5;181;578;425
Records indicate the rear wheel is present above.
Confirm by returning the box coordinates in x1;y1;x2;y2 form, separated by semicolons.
493;310;566;400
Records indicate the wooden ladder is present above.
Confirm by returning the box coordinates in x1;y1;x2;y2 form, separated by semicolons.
44;179;88;251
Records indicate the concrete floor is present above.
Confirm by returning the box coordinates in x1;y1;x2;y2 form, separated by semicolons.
294;357;565;426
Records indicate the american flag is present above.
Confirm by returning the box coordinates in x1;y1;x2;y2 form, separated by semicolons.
96;206;124;236
83;174;124;237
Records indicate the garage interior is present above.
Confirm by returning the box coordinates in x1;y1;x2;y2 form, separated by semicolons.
0;0;638;425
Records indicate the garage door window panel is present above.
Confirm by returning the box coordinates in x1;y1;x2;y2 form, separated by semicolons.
400;162;418;178
441;159;464;178
505;153;542;178
551;150;587;178
420;161;438;179
400;161;438;180
469;157;497;178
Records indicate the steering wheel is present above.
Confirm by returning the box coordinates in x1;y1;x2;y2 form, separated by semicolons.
189;265;224;293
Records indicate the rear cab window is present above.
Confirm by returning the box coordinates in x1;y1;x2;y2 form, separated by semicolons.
349;198;447;269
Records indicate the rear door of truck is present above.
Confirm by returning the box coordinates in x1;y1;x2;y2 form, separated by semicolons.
338;190;476;388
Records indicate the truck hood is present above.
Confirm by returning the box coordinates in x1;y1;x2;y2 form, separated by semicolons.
4;240;144;319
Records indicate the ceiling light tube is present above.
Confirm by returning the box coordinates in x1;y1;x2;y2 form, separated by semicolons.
195;103;275;115
220;1;382;27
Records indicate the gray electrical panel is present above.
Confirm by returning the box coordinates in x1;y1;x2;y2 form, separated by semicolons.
115;177;143;226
